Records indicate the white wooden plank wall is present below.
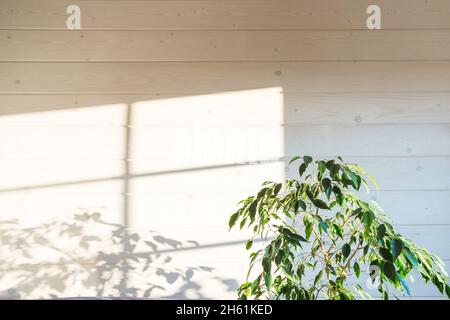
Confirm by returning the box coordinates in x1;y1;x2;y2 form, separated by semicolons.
0;0;449;299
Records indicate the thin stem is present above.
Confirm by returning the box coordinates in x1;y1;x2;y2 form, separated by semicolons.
343;245;364;273
311;224;329;281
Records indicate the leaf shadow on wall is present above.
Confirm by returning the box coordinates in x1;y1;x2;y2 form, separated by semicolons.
0;211;238;299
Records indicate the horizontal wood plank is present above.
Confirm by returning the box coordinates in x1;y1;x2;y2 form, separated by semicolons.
2;62;450;94
284;92;450;125
2;190;450;227
0;157;449;193
2;30;450;62
1;222;449;259
0;159;285;194
3;190;449;227
1;124;449;160
1;0;450;30
396;225;450;260
2;93;450;125
362;190;450;225
286;157;450;191
285;124;450;157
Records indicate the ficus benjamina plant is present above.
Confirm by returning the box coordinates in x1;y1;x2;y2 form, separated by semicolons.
229;156;450;300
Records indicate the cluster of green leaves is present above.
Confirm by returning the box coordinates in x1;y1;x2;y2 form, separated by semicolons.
229;156;449;300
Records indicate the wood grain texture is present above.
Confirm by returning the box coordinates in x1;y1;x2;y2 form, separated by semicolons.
396;225;450;259
363;190;450;225
285;124;450;157
2;124;448;160
3;189;448;226
0;159;285;193
3;62;450;94
2;29;450;62
2;93;450;124
1;0;450;300
1;0;450;30
284;92;450;125
1;157;449;193
285;157;450;191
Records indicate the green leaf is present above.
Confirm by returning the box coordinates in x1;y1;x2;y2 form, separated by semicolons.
405;248;419;267
398;275;411;296
288;232;308;243
333;223;343;239
318;161;326;179
249;201;257;222
246;240;253;250
332;186;345;206
305;188;316;203
379;247;394;262
314;270;323;287
342;243;351;258
390;239;403;261
383;261;397;283
296;199;307;212
239;218;247;230
330;164;341;178
358;200;370;211
345;169;359;189
273;239;282;256
264;272;272;291
299;163;308;177
321;178;332;198
280;226;308;243
355;175;362;190
321;177;331;188
351;208;362;217
305;224;313;240
262;257;271;273
326;264;336;275
354;262;361;278
339;288;355;300
257;188;268;200
377;224;386;240
314;199;330;210
304;217;313;240
325;160;335;169
303;155;313;164
432;275;445;294
363;245;369;256
288;156;301;165
273;183;282;195
319;221;329;233
229;212;240;230
362;211;374;228
275;251;283;266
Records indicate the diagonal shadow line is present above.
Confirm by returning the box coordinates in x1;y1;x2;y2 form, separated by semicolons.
0;157;286;193
93;239;273;268
133;238;269;257
0;238;270;271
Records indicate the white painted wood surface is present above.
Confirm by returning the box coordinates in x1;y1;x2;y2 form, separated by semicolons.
0;0;448;299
